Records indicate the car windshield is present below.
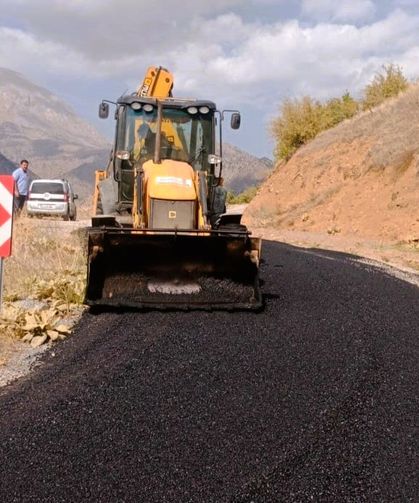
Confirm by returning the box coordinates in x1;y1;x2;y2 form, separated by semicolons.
31;182;64;194
120;106;213;171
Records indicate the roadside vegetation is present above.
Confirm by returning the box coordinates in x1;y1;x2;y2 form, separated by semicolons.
0;217;85;346
362;64;408;110
271;64;410;161
227;186;258;204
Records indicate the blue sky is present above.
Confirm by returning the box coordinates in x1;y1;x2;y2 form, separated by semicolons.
0;0;418;158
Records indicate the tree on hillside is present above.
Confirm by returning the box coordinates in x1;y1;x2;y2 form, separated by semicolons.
270;93;358;161
270;96;322;160
362;64;408;110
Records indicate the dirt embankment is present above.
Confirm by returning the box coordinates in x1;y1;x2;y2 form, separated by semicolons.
244;84;419;266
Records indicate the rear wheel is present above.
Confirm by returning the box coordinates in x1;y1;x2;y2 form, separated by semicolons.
218;223;248;233
63;213;70;221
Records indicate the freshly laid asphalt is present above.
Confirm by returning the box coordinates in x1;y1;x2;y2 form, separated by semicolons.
0;241;417;502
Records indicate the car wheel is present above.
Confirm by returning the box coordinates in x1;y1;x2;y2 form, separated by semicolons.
63;213;70;221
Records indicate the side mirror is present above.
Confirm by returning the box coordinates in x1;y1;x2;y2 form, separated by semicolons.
99;102;109;119
231;112;241;130
73;194;78;200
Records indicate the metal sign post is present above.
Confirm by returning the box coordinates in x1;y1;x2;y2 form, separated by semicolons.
0;175;14;313
0;258;3;314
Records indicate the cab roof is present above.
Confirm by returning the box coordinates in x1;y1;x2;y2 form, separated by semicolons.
117;94;216;110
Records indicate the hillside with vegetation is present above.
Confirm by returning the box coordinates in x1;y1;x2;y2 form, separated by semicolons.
244;66;419;266
270;65;408;162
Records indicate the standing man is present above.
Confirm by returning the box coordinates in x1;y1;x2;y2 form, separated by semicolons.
12;159;30;215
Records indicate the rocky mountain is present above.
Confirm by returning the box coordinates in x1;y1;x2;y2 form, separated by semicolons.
0;68;110;198
244;83;419;243
0;152;40;181
0;152;17;175
0;68;272;200
222;144;273;193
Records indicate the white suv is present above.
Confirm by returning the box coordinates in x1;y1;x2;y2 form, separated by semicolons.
27;179;78;221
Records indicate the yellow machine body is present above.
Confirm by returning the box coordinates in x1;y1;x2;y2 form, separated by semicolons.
140;159;206;230
86;67;262;310
136;66;173;98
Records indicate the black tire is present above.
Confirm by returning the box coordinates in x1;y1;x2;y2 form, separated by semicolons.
63;213;70;221
218;223;248;233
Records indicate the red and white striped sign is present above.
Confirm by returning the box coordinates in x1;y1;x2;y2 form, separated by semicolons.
0;175;14;257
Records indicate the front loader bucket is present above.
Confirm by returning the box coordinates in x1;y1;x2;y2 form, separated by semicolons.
85;229;262;310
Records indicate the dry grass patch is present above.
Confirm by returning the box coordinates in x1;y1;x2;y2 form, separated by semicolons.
0;304;73;347
1;217;86;344
4;218;85;300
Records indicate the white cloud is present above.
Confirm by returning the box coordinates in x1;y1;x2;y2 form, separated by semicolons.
302;0;376;22
0;27;87;75
0;6;419;108
0;1;418;156
0;0;245;59
249;0;288;4
170;10;419;102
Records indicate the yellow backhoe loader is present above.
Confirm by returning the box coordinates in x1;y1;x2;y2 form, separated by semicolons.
85;66;262;309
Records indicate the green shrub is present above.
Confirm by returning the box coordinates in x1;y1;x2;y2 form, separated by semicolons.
227;186;258;204
270;63;409;162
362;64;408;110
270;96;322;160
321;92;359;129
271;93;358;161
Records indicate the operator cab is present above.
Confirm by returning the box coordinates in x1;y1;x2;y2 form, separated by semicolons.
115;96;216;172
105;97;218;209
98;95;240;220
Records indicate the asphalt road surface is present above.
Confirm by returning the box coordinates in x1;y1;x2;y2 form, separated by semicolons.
0;241;418;502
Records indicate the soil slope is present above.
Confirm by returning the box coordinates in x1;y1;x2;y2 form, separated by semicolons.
244;84;419;245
